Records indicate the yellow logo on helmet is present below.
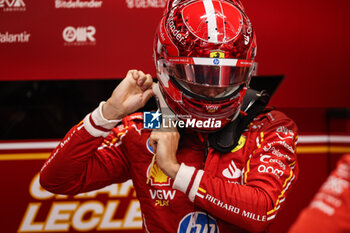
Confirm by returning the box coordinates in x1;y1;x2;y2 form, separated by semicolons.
210;51;225;58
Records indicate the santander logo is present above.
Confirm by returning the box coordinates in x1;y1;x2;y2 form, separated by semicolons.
222;160;242;179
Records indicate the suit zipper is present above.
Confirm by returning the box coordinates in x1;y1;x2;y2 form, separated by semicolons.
204;139;211;232
204;139;210;164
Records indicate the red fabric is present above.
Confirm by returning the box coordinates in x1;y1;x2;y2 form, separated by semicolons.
185;168;199;197
288;154;350;233
40;110;298;233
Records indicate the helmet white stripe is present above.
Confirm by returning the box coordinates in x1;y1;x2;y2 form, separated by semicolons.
193;57;238;66
166;57;254;67
203;0;218;43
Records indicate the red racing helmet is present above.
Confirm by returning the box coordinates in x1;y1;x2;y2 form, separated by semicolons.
154;0;257;131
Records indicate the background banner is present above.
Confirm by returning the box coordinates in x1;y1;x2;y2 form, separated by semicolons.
0;141;142;232
1;0;350;108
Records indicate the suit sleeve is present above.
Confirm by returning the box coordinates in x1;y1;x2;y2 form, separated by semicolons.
173;111;299;233
39;102;131;195
288;154;350;233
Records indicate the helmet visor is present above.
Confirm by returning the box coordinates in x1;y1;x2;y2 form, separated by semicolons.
165;57;253;87
160;57;253;99
176;79;241;99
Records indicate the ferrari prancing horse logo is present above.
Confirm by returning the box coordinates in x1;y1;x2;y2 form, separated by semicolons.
210;50;225;58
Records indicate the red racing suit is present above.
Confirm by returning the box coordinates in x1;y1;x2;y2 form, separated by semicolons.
40;102;299;233
288;154;350;233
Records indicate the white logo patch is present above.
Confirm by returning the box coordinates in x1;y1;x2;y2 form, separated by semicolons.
222;160;242;179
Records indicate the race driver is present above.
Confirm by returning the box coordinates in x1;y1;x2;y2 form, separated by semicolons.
40;0;299;232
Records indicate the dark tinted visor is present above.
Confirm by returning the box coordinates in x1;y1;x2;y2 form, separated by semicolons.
164;57;253;87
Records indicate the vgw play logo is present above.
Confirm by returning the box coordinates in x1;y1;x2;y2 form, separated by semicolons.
143;111;221;129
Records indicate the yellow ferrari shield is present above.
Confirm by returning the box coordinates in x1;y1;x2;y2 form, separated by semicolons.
210;51;225;58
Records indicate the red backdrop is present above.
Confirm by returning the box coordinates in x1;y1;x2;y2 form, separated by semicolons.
1;0;350;108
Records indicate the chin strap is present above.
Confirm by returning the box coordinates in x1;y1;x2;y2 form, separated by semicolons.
208;89;271;153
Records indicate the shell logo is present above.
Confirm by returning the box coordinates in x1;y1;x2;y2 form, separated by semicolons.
147;163;171;186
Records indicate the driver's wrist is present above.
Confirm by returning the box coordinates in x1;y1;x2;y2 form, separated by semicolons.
165;163;180;180
102;101;124;120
